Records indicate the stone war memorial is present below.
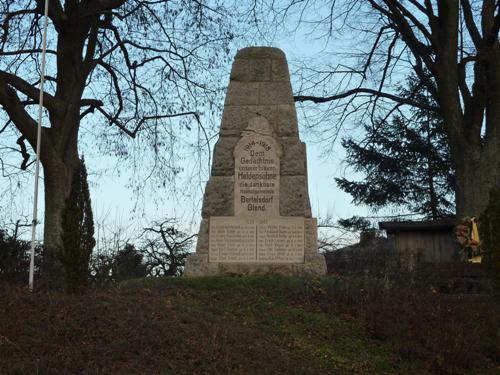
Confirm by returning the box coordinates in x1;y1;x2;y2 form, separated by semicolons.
185;47;326;276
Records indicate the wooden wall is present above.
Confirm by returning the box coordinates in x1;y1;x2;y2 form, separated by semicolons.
392;231;458;267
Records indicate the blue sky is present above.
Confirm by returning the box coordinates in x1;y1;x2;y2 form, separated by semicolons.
79;33;375;250
0;2;411;250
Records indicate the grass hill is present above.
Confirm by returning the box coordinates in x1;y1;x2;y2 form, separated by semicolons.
1;275;499;374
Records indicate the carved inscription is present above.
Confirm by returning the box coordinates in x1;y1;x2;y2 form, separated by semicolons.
257;221;305;262
209;217;305;263
234;135;280;216
209;223;256;262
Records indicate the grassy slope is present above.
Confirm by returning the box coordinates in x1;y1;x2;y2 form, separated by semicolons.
0;275;498;374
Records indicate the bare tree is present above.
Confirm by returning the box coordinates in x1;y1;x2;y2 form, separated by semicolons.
141;219;195;276
253;0;500;217
0;1;235;256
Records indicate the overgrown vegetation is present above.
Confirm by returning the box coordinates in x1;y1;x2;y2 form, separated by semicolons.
3;217;196;289
0;230;36;284
88;220;195;285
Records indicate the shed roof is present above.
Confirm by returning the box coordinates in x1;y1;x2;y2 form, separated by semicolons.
378;218;456;234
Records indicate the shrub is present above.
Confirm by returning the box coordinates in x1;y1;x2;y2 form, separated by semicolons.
0;229;30;283
58;158;96;293
0;228;47;286
112;244;148;282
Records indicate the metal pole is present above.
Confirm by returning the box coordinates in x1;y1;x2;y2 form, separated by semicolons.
29;0;50;291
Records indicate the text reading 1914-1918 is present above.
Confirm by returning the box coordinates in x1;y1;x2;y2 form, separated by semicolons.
235;138;279;216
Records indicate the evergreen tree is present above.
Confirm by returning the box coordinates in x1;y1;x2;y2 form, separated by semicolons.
336;78;455;219
58;158;95;293
112;244;148;282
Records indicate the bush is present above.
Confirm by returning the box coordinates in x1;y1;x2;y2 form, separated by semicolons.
0;229;46;285
89;252;114;286
112;244;148;282
0;229;31;284
58;158;96;293
89;245;149;285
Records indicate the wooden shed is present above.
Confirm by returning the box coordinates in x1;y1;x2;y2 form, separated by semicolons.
379;219;459;268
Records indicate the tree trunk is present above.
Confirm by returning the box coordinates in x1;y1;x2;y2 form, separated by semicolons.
42;153;79;254
437;61;500;218
40;117;81;256
40;5;89;256
454;142;500;217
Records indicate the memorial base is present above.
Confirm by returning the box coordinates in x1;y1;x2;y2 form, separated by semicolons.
184;253;326;277
185;216;327;277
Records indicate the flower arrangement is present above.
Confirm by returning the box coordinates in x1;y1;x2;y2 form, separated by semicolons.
456;217;481;260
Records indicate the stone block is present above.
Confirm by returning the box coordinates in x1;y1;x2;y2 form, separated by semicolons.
280;137;306;176
186;257;326;277
304;218;318;255
271;59;290;82
218;263;297;276
201;176;234;218
230;58;271;82
280;176;312;217
236;47;286;60
184;254;219;276
224;82;259;106
276;105;298;136
219;104;298;137
195;218;210;254
211;136;238;176
302;254;328;275
220;105;276;137
259;81;294;105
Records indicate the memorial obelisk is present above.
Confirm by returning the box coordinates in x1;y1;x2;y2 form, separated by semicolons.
185;47;326;276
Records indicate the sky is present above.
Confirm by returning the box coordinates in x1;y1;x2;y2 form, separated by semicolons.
78;28;376;251
0;2;411;251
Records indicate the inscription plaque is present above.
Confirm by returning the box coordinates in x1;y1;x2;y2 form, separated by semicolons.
209;217;305;263
234;133;280;216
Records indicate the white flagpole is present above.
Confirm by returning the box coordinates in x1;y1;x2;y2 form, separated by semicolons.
29;0;50;291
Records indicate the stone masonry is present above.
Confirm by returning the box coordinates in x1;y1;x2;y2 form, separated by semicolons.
184;47;326;276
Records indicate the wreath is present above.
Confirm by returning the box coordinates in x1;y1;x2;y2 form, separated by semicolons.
456;217;481;259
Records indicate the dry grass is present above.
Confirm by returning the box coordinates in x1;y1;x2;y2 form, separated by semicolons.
0;275;499;374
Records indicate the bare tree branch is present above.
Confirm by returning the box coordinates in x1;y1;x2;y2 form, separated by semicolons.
294;88;439;112
0;70;59;113
461;0;482;47
15;135;30;170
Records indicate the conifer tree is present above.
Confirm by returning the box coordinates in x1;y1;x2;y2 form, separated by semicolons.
58;158;95;292
336;78;455;219
112;244;148;282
